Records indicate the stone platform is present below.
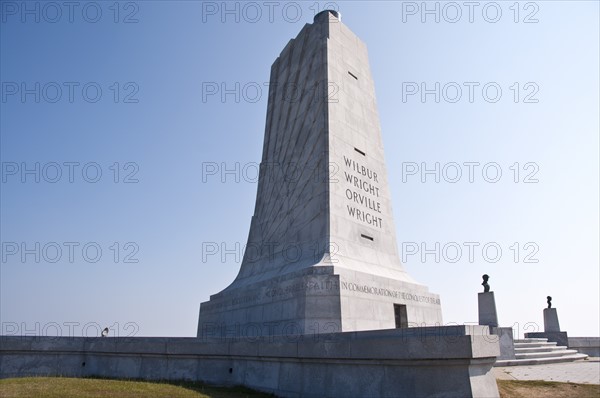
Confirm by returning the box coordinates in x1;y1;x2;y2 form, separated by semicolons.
0;325;500;398
494;357;600;385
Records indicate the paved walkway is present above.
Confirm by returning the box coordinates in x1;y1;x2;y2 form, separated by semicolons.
494;358;600;385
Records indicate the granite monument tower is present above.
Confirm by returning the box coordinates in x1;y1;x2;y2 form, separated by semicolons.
197;10;442;337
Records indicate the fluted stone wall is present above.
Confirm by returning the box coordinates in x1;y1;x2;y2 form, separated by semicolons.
198;11;442;338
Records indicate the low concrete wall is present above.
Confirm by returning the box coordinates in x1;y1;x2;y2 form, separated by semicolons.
569;337;600;357
491;327;515;360
0;326;500;398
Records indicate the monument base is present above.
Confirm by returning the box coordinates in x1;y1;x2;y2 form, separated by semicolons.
525;332;569;348
478;292;498;328
198;265;443;338
0;326;499;398
526;307;567;347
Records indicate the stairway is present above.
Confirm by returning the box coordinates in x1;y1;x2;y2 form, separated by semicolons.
495;338;588;366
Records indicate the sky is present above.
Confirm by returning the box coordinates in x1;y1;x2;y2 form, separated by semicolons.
1;1;598;339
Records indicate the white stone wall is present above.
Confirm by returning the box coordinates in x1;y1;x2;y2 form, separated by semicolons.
0;328;500;398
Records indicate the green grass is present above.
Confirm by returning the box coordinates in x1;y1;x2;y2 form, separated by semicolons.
0;377;273;398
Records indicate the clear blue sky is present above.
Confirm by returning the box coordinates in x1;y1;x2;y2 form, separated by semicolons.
1;1;598;338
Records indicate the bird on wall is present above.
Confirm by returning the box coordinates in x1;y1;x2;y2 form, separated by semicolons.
101;327;109;337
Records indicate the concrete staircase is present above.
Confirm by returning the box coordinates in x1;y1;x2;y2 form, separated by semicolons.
495;338;588;366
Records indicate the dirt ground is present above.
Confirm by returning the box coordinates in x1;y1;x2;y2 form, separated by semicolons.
497;379;600;398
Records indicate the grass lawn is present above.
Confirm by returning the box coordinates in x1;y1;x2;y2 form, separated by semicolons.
1;377;599;397
0;377;272;398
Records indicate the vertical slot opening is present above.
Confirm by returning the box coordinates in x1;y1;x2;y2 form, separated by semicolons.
394;304;408;328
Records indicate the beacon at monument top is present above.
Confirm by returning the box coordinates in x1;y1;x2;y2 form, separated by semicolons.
314;9;341;22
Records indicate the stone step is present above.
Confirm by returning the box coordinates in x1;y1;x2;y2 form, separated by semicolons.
514;341;557;348
495;353;588;367
514;338;548;343
514;345;568;353
515;349;579;359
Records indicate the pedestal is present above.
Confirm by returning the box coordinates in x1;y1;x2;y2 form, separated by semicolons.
525;331;569;347
543;308;561;332
478;292;498;328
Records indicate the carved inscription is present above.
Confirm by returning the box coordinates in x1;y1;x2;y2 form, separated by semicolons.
343;155;383;228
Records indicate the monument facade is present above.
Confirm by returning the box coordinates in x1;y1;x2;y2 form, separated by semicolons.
197;10;442;337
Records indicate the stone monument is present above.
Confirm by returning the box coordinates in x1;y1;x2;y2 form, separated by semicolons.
478;274;498;328
0;11;501;397
526;296;569;347
478;274;515;360
197;9;442;338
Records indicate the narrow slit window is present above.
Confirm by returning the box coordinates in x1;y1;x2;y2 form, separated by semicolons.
348;71;358;80
354;147;366;156
361;234;374;241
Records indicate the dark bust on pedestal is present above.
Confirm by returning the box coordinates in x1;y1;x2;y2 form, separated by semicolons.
482;274;490;292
